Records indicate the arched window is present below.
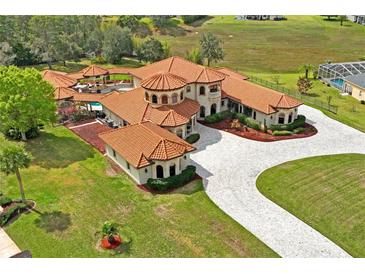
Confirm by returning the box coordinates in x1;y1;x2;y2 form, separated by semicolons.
161;95;168;104
253;111;257;120
156;165;164;178
152;94;158;104
199;86;205;95
200;106;206;118
210;103;217;115
172;93;178;104
186;86;191;93
145;92;149;101
278;113;285;124
180;92;184;100
288;112;293;123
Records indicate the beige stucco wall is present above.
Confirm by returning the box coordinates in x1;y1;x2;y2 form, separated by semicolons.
347;83;365;101
105;144;192;185
102;106;128;127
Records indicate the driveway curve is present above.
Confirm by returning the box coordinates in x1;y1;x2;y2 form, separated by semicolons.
191;105;365;258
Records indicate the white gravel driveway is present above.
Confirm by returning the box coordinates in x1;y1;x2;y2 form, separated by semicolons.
191;105;365;258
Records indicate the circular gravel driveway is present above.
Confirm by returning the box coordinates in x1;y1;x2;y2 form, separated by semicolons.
190;105;365;258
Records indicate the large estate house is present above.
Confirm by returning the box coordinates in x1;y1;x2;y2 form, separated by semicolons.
42;56;302;184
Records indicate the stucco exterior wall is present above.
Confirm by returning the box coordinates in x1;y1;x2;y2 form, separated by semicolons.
105;144;192;185
102;106;128;127
346;82;365;101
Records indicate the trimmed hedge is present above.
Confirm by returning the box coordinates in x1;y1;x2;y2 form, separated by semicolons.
0;203;28;226
270;115;306;131
0;196;12;207
293;127;306;134
246;118;261;130
146;165;196;192
204;110;234;124
236;113;248;125
272;130;293;136
185;133;200;144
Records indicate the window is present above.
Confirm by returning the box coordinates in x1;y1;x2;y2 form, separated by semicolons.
186;86;191;93
145;92;149;101
126;161;130;170
199;86;205;95
169;164;176;177
278;113;285;124
288;113;293;123
184;155;187;160
156;165;164;178
152;94;158;104
210;103;217;115
161;95;168;104
209;84;218;93
253;111;256;120
200;106;206;118
180;92;184;100
172;93;178;103
145;168;148;173
221;100;225;106
112;149;116;158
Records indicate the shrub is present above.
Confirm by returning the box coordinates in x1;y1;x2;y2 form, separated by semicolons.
246;118;260;131
293;127;306;134
181;15;207;25
185;133;200;144
0;203;28;226
236;113;248;125
270;115;306;131
70;110;95;122
4;126;40;140
272;130;293;136
361;100;365;105
0;196;12;207
204;110;234;124
146;165;196;192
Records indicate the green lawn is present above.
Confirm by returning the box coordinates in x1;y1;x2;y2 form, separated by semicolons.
256;154;365;257
1;126;278;258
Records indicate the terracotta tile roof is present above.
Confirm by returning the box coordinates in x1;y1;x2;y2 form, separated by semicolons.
42;70;77;88
221;75;302;114
216;67;249;80
82;65;109;77
66;71;85;80
100;88;199;127
141;72;187;91
99;121;195;168
71;92;107;102
54;87;75;100
131;56;226;84
107;67;136;75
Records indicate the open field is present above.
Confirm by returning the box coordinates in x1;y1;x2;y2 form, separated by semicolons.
1;126;278;258
256;154;365;257
157;16;365;73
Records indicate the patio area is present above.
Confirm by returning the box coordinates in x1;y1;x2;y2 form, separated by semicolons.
66;120;111;153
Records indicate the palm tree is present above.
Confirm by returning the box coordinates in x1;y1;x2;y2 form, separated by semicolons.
0;144;32;203
299;64;314;79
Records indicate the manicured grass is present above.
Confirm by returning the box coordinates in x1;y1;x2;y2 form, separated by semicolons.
256;154;365;257
1;126;278;258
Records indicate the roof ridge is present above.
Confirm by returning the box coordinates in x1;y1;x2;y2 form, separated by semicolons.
167;56;175;72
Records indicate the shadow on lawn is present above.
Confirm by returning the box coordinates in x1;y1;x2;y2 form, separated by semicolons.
34;211;72;233
25;131;95;169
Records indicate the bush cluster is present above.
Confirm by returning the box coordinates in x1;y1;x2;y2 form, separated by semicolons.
0;196;12;207
185;133;200;144
361;100;365;105
204;110;234;124
146;165;196;192
293;127;306;134
0;203;28;226
270;115;306;131
70;110;95;122
246;118;261;131
272;130;293;136
4;126;40;140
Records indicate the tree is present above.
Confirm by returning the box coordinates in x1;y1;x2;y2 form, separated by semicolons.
181;16;207;25
271;75;281;85
136;37;165;63
0;143;32;203
117;16;140;32
339;15;347;26
54;33;82;66
321;15;338;21
297;76;313;94
85;28;104;57
299;64;314;79
0;42;16;65
200;32;224;66
102;25;133;64
0;66;56;140
185;48;203;65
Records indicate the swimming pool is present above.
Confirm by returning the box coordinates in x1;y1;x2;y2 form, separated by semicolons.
89;102;102;107
330;78;344;89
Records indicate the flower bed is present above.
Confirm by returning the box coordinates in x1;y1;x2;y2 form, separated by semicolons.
201;118;317;142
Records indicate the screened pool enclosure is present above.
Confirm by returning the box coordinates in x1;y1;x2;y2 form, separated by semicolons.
318;61;365;91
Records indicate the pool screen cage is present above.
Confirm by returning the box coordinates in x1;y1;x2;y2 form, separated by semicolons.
318;61;365;83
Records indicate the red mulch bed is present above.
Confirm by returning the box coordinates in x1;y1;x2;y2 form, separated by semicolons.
66;121;112;153
201;119;317;142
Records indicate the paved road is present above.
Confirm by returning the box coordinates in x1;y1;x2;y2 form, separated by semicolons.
191;105;365;258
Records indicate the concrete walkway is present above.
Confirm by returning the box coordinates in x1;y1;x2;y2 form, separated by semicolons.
191;105;365;258
0;227;20;258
